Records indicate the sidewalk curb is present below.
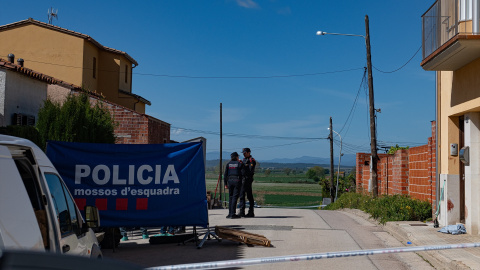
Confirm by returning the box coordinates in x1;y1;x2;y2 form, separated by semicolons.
384;222;471;270
340;209;471;270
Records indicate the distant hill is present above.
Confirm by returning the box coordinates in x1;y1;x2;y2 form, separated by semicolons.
206;159;331;170
206;151;356;167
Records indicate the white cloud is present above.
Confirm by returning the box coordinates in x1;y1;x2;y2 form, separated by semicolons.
235;0;260;9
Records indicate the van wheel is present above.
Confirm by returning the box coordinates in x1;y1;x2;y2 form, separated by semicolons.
99;227;120;249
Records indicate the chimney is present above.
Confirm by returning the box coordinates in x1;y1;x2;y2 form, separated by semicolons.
17;58;24;67
7;53;14;63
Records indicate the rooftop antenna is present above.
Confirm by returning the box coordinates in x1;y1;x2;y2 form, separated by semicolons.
47;7;58;25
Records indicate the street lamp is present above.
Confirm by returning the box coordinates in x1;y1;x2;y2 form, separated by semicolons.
328;128;343;202
316;31;364;38
317;15;379;197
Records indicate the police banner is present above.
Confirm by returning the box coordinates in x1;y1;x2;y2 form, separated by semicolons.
46;141;208;227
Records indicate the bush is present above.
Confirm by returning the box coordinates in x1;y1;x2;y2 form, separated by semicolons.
324;193;432;224
0;125;45;149
36;93;116;148
318;172;356;200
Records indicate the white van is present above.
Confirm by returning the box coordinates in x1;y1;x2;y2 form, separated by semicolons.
0;135;102;258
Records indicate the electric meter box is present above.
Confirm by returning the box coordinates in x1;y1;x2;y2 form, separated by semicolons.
450;143;458;156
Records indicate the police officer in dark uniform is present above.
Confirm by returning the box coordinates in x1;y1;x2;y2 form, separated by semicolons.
238;148;256;217
224;152;244;219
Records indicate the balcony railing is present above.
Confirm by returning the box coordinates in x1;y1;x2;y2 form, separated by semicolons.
422;0;478;60
422;0;456;59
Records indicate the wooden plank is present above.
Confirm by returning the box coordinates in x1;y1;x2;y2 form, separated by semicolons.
215;226;272;247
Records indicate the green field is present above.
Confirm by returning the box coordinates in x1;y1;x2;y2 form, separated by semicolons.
206;177;323;207
263;194;322;207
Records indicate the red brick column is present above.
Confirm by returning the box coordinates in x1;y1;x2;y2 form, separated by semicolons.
391;150;409;195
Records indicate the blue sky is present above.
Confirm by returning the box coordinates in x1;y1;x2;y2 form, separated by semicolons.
2;0;436;161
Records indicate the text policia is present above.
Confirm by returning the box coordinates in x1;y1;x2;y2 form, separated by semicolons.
73;164;181;197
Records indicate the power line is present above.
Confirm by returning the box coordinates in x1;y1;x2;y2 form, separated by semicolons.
171;126;328;140
212;139;321;152
338;67;367;138
0;55;364;79
377;140;425;147
372;45;422;74
134;68;365;79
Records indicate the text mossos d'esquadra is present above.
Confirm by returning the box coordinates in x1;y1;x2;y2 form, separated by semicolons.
73;164;180;197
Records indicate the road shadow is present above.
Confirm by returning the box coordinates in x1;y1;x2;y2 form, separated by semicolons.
251;215;302;219
102;227;250;269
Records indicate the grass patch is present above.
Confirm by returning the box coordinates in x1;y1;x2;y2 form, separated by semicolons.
324;192;432;224
205;179;322;195
255;175;315;184
205;179;323;207
263;194;322;207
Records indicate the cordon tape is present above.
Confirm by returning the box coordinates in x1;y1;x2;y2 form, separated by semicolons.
148;242;480;270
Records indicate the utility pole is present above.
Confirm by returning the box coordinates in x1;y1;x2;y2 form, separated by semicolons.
219;103;224;206
329;117;335;202
365;15;379;197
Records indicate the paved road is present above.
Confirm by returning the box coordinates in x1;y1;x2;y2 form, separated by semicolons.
102;208;434;269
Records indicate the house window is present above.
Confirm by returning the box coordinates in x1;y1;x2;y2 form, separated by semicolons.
93;57;96;79
125;65;128;83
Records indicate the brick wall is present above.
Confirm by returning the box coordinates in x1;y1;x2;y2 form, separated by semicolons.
148;116;170;144
409;145;432;202
87;94;171;145
356;121;436;209
356;153;367;191
107;104;149;144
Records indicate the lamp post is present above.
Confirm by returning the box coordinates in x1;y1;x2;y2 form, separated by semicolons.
328;128;343;202
317;15;379;197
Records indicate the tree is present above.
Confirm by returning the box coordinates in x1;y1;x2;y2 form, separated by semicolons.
264;168;272;176
306;166;326;180
37;93;116;148
284;168;292;175
388;144;409;154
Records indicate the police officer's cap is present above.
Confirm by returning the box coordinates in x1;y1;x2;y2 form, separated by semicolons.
242;148;251;153
231;152;239;158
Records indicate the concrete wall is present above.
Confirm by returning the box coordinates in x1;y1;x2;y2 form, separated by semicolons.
437;55;480;232
0;21;144;114
464;112;480;234
0;69;47;126
82;41;100;92
0;24;84;86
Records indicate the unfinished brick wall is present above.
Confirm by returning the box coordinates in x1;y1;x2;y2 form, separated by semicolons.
409;145;433;202
378;154;392;195
355;121;437;208
148;116;170;144
356;153;367;191
108;104;149;144
88;95;170;145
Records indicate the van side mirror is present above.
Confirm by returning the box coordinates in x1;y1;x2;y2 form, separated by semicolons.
84;205;100;228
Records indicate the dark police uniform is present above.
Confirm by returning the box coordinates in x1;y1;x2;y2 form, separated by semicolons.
239;152;256;217
224;155;244;218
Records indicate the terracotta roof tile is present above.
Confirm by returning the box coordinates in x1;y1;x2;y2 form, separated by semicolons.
0;58;103;98
118;89;151;106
